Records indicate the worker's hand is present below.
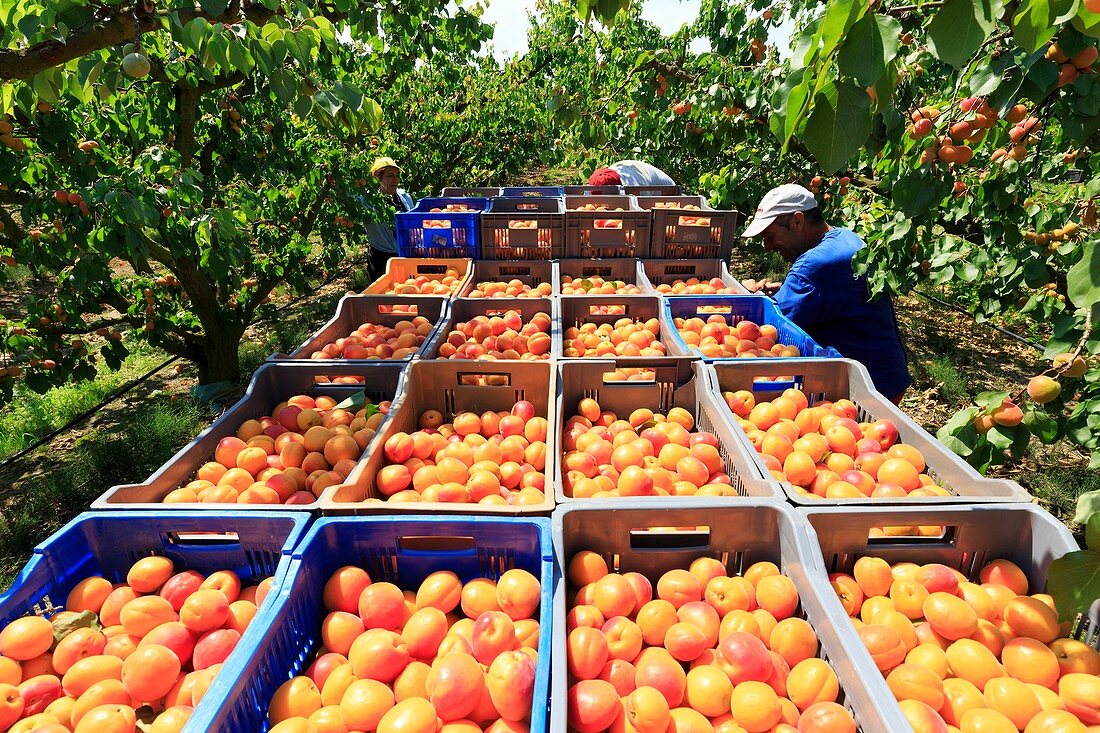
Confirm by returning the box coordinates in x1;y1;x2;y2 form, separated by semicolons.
743;278;783;296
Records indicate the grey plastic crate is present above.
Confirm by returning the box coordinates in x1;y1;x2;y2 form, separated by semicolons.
441;186;502;197
564;195;651;258
421;296;560;360
549;500;896;733
560;295;676;358
480;197;565;260
702;359;1031;505
636;195;741;260
623;184;682;196
318;359;556;515
801;504;1092;729
92;362;408;511
557;258;652;295
458;259;556;298
555;357;782;502
640;258;750;294
267;294;448;363
362;257;472;297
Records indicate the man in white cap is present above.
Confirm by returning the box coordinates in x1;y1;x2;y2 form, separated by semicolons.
741;184;911;403
363;156;415;280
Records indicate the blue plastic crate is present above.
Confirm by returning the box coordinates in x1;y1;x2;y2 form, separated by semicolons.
663;295;840;390
0;511;309;733
500;186;564;198
396;197;488;259
198;516;555;733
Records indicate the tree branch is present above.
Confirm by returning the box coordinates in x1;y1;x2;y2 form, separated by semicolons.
174;85;201;168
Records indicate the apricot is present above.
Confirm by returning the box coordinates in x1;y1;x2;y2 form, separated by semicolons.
0;617;54;661
72;703;137;733
119;595;177;637
568;679;620;733
797;701;857;732
785;658;838;711
958;707;1018;732
924;592;978;640
62;655;124;698
858;624;907;672
418;570;463;614
984;676;1042;729
1050;638;1100;676
979;559;1029;595
729;680;782;731
66;576;114;614
1058;673;1100;724
122;644;180;702
338;678;395;732
486;650;535;722
635;647;687;708
887;663;946;710
755;574;798;620
1003;597;1060;643
1001;637;1060;687
684;665;733;718
270;676;322;724
127;556;175;593
945;639;1003;691
899;699;949;733
1023;710;1088;732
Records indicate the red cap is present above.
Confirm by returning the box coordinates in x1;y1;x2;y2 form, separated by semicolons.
588;167;622;186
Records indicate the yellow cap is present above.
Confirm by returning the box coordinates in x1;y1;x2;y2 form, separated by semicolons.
370;156;400;177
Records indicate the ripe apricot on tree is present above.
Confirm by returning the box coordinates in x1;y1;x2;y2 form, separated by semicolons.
1026;375;1060;404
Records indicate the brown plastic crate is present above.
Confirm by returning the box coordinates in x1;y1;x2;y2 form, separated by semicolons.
564;195;651;258
549;500;898;733
361;257;471;297
268;294;448;362
800;504;1091;729
703;359;1031;505
421;297;560;360
92;362;407;511
557;257;652;295
319;360;556;515
640;258;750;294
560;295;676;357
623;183;682;196
457;259;556;298
554;357;783;502
636;195;741;260
479;197;564;260
563;184;624;195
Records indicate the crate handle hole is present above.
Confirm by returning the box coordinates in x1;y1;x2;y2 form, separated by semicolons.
695;306;732;315
629;526;711;550
867;525;957;545
398;535;476;553
602;370;657;384
166;532;241;545
457;372;511;387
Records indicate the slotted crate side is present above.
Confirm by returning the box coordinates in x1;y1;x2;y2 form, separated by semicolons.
396;199;486;259
362;257;473;297
92;362;409;511
549;500;900;733
640;258;750;294
560;295;681;358
662;294;841;360
557;257;653;295
554;357;783;502
480;197;565;260
623;184;682;196
0;511;310;733
798;504;1093;728
421;296;561;360
563;194;651;258
195;515;556;733
636;195;741;260
458;259;557;297
563;184;624;195
319;359;557;515
268;294;449;362
441;186;502;197
703;358;1031;505
500;186;564;197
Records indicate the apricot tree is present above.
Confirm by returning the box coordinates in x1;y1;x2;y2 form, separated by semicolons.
561;0;1100;472
0;0;490;397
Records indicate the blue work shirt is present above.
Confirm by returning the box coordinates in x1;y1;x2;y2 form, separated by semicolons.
774;228;911;397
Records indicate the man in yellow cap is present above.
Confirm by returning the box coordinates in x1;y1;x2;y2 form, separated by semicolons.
364;156;415;280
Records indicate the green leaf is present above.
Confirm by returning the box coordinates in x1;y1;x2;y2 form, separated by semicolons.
1075;3;1100;36
1087;511;1100;552
816;0;870;61
1023;408;1060;443
1047;550;1100;622
775;68;812;148
1067;239;1100;310
927;0;999;68
837;14;902;87
985;425;1013;449
1076;488;1100;525
802;82;871;173
293;94;313;118
269;68;296;103
335;391;368;410
52;609;101;644
1015;0;1079;52
200;0;228;16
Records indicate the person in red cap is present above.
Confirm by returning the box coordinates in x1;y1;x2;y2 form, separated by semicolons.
589;160;675;187
742;184;911;404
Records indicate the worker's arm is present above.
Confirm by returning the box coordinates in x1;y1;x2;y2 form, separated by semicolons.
772;269;825;328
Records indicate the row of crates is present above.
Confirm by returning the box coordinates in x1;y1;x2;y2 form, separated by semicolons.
440;184;684;197
396;194;739;260
2;500;1089;732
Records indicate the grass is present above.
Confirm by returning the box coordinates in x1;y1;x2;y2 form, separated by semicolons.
919;356;971;405
1021;465;1100;535
0;343;168;460
0;396;205;587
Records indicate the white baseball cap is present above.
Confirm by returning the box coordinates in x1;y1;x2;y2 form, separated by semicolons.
741;184;819;238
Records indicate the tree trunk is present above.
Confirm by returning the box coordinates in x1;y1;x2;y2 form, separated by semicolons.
193;328;243;386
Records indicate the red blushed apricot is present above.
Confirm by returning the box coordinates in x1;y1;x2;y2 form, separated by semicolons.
323;566;371;613
157;571;205;612
180;589;230;633
193;629;240;670
359;582;410;631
